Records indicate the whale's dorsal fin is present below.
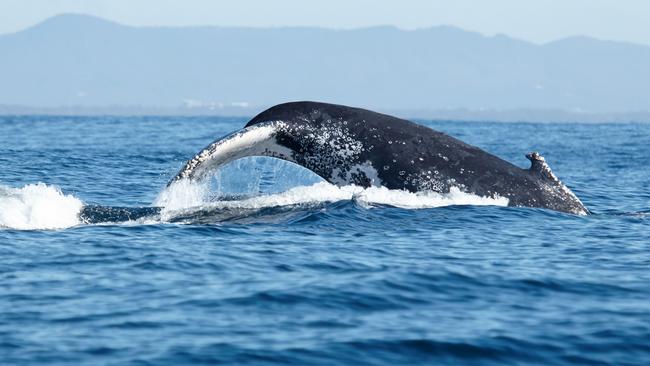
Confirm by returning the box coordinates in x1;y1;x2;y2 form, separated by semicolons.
525;151;588;214
526;152;560;183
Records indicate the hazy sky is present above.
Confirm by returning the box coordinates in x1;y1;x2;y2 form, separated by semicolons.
1;0;649;45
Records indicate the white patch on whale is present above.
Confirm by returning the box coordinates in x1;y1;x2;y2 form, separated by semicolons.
176;122;294;181
351;161;382;186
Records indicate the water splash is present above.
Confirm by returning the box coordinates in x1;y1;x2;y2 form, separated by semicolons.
355;185;509;208
153;179;208;211
0;183;83;230
155;181;508;215
1;180;508;229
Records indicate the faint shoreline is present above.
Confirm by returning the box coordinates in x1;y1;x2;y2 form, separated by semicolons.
1;104;649;123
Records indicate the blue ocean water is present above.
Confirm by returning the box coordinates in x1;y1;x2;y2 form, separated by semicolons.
1;115;649;365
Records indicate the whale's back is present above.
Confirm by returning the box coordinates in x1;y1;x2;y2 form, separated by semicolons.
174;101;588;215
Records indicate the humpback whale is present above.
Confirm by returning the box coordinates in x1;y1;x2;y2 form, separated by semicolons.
170;101;588;215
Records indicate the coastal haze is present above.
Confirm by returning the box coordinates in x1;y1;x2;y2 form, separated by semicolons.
1;13;649;121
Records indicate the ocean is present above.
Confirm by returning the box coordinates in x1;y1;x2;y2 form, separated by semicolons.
1;115;649;365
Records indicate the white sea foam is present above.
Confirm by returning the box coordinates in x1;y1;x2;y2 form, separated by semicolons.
354;185;509;209
155;180;508;215
0;183;83;230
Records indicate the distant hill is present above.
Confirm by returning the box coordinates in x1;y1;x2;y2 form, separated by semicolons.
1;13;649;115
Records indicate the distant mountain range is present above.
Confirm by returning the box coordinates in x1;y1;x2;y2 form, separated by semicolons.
1;13;649;120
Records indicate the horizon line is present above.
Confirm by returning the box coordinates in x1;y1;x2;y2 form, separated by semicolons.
2;103;649;123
